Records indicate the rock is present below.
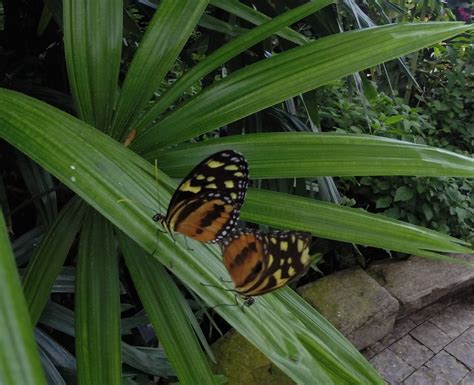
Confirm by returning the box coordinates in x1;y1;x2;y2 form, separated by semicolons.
297;267;399;350
212;329;295;385
367;254;474;318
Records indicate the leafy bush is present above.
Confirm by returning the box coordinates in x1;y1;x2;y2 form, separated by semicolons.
414;39;473;153
317;40;473;242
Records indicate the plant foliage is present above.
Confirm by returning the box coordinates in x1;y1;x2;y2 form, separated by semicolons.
0;1;472;384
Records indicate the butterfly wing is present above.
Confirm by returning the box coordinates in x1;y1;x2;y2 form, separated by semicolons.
168;191;238;242
163;150;248;243
222;229;312;297
222;230;266;294
255;230;312;295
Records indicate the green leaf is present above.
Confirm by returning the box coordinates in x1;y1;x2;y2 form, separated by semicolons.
362;78;378;102
407;212;418;224
37;346;65;384
384;207;401;219
422;203;434;221
122;343;175;378
210;0;310;45
0;175;10;225
35;328;76;374
37;3;54;36
0;212;47;385
76;209;121;385
63;0;122;129
23;196;87;325
150;133;474;178
44;0;63;29
199;13;248;36
118;234;217;385
394;186;415;202
0;89;384;383
384;115;405;125
133;22;472;151
241;188;471;261
376;196;393;209
111;0;208;139
39;302;75;337
375;179;391;191
16;152;57;225
134;0;332;131
40;302;175;377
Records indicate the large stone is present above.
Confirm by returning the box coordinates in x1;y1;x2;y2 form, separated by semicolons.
367;254;474;318
212;329;295;385
297;267;399;350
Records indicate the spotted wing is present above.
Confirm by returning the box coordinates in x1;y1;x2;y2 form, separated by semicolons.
256;230;312;295
166;191;239;243
164;150;248;243
222;229;312;297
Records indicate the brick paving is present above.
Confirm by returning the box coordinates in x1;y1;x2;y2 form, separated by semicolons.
363;292;474;384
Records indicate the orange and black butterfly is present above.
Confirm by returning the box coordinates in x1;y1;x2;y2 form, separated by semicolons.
153;150;248;243
221;228;312;305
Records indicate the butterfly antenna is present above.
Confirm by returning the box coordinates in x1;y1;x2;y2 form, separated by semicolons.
200;283;251;312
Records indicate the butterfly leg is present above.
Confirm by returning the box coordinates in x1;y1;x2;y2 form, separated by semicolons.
151;224;174;269
238;294;247;313
200;282;242;311
239;295;256;312
151;220;170;252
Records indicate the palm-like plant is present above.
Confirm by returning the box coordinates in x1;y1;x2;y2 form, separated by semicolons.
0;1;472;384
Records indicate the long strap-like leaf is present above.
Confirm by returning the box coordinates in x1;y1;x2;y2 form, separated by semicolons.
134;0;333;132
64;0;122;130
0;212;47;385
118;233;218;385
23;196;86;325
132;22;471;152
151;133;474;178
0;89;384;383
76;209;121;385
111;0;209;139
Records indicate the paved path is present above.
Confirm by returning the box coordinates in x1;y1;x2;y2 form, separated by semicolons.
363;291;474;384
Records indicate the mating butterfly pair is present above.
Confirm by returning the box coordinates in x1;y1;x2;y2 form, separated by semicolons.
154;150;311;301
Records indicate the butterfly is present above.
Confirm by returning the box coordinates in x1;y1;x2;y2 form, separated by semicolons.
153;150;249;243
221;228;312;305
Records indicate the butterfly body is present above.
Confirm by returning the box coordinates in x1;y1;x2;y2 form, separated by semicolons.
221;229;312;298
154;150;248;243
